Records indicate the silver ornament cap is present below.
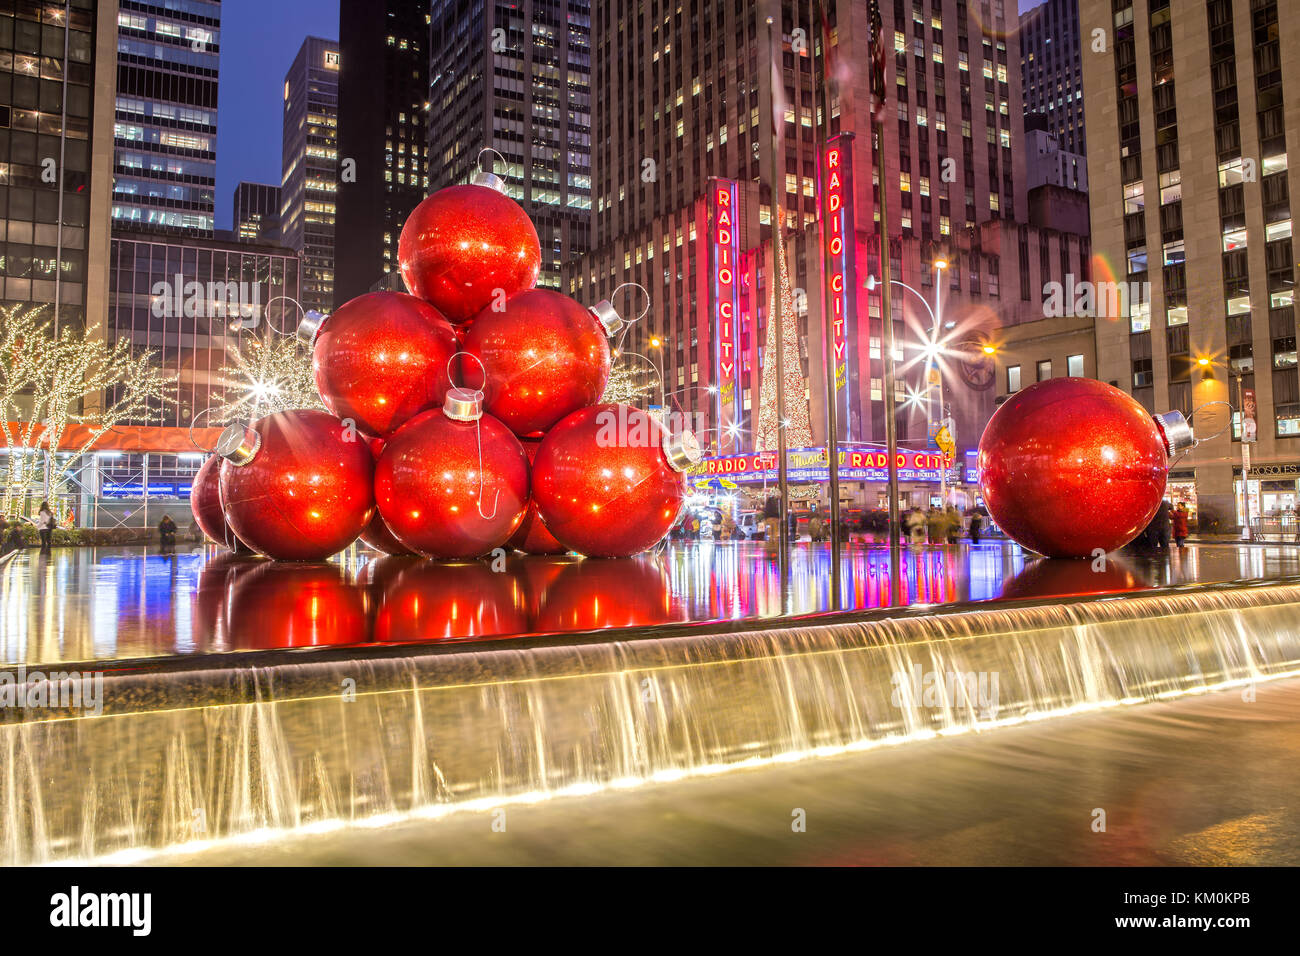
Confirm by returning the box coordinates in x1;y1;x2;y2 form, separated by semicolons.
215;423;261;466
662;429;702;472
470;170;507;194
590;300;624;337
1153;409;1195;456
444;386;484;422
296;310;329;346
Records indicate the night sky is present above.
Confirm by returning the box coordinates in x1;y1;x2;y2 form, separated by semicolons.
213;0;1045;230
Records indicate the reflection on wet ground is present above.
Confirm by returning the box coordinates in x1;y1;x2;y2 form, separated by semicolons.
152;676;1300;866
3;540;1299;666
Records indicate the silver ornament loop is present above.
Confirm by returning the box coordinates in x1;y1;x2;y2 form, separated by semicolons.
215;423;261;466
443;386;483;422
297;309;329;347
1153;409;1195;457
473;147;510;193
663;430;702;472
590;299;624;336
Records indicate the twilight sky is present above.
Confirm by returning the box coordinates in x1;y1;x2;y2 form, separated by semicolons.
213;0;1045;230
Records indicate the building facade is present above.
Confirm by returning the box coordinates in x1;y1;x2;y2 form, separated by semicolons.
1020;0;1086;157
1082;0;1300;530
112;0;220;235
567;0;1038;507
280;36;338;313
1025;115;1088;192
0;0;116;339
232;181;280;244
334;0;429;303
427;0;593;289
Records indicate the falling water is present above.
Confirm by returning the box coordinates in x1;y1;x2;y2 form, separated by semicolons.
5;584;1300;864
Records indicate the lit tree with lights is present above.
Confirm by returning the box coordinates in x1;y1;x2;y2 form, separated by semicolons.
214;329;324;423
755;232;812;450
601;349;657;405
0;305;175;510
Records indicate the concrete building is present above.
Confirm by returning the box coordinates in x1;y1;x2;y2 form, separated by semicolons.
567;0;1041;507
427;0;592;289
280;36;338;314
1025;114;1087;192
112;0;220;235
1082;0;1300;531
0;0;116;339
232;181;280;244
1020;0;1086;156
334;0;428;303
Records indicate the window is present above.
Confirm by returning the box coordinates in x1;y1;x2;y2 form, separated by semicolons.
1037;360;1052;382
1007;365;1022;393
1067;354;1084;377
1277;403;1300;437
1133;358;1153;388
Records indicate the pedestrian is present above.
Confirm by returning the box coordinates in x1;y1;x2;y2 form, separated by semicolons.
0;520;24;556
1172;502;1190;548
968;509;984;544
36;501;54;553
808;509;824;542
158;513;177;551
762;496;780;551
944;504;961;544
1154;497;1173;552
788;509;799;542
926;507;946;545
905;509;927;549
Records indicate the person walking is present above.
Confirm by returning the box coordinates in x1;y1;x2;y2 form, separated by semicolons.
158;513;178;551
1153;498;1173;552
762;496;781;552
968;509;984;544
1172;503;1190;549
36;501;55;553
905;508;927;550
1;520;24;557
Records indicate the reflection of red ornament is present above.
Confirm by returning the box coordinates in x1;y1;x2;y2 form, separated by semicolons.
192;551;263;650
375;560;529;642
978;379;1185;558
532;403;696;558
374;394;529;559
397;179;540;324
217;409;375;561
508;438;567;554
998;556;1148;602
533;555;682;631
301;291;457;438
463;290;613;437
190;454;253;552
226;562;368;650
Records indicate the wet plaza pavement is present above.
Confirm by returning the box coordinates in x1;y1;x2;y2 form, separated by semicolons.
2;540;1300;667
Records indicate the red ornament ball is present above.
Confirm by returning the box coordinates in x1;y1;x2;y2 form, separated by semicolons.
190;454;252;552
532;403;693;558
977;378;1169;559
306;291;457;439
463;289;612;437
358;510;415;555
398;182;541;325
508;438;567;554
374;404;529;559
217;409;375;561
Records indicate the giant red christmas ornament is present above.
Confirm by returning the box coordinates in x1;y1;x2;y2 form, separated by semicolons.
977;378;1193;558
217;409;375;561
359;510;415;555
397;173;541;325
299;291;457;438
190;453;252;552
532;403;699;558
508;438;567;554
463;289;617;437
374;389;529;559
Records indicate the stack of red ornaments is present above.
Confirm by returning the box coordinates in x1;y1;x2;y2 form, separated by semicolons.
193;171;699;562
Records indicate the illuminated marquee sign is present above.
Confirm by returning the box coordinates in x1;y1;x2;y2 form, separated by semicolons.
822;134;857;440
690;444;947;485
709;179;741;451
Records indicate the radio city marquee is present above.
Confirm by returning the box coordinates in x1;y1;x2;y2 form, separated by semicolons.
822;133;858;440
689;445;948;486
709;178;741;450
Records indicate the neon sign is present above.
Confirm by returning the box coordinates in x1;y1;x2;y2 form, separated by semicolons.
709;178;741;451
822;134;857;439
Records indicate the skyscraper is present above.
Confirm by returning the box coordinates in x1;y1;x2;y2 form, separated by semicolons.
1020;0;1086;156
427;0;592;289
0;0;116;335
334;0;428;303
1082;0;1299;531
232;181;280;244
280;36;338;313
112;0;220;235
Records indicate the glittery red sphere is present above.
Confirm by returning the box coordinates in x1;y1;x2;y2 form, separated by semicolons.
532;404;686;558
374;408;529;559
190;454;253;552
977;378;1169;559
311;291;458;438
398;183;541;324
219;409;375;561
508;438;568;554
462;289;611;437
359;510;415;555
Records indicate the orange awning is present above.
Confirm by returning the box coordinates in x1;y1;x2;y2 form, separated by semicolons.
5;423;225;454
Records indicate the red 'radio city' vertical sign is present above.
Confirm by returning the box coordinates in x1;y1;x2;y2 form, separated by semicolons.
710;178;741;450
822;133;857;440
